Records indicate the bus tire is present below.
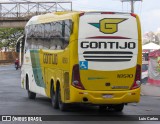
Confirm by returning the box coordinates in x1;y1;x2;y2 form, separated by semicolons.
28;90;36;99
51;84;59;109
99;105;107;111
113;104;124;112
26;76;36;99
57;86;68;111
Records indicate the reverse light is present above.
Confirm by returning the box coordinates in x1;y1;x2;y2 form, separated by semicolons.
72;64;85;90
131;64;142;90
136;80;141;85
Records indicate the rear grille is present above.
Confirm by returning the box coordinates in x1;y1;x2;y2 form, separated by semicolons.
83;51;133;62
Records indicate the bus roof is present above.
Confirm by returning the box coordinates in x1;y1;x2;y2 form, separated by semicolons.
26;11;136;26
26;11;80;26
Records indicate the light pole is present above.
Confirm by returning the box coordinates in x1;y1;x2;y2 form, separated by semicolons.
121;0;142;13
0;4;2;17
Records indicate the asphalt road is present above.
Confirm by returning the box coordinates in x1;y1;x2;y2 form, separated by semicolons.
0;64;160;124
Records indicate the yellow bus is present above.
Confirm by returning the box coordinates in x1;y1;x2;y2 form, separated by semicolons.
21;11;142;111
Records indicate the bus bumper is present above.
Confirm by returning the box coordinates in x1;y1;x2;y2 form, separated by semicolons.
68;86;141;105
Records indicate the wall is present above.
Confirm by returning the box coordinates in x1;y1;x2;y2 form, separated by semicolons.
0;52;18;64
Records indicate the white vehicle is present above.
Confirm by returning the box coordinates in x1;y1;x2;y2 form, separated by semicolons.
141;61;148;83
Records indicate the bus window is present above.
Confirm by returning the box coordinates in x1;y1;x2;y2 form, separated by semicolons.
44;23;51;39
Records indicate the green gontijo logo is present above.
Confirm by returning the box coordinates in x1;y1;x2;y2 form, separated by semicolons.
89;18;127;34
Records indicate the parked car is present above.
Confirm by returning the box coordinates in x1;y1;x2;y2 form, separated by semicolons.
141;61;148;83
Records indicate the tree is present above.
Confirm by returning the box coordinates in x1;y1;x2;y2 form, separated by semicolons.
0;28;24;51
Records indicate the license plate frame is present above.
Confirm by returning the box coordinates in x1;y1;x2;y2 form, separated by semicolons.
102;94;113;98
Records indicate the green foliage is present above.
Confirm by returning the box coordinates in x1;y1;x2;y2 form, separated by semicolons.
0;28;24;50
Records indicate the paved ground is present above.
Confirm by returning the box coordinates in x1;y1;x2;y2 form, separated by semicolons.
141;83;160;97
0;64;160;124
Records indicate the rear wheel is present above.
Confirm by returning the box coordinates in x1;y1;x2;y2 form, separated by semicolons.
57;86;68;111
51;84;59;109
28;90;36;99
99;105;107;111
113;104;124;112
99;104;124;112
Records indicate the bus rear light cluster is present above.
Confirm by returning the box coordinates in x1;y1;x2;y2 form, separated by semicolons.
131;64;142;90
72;64;85;90
79;13;85;17
130;13;137;18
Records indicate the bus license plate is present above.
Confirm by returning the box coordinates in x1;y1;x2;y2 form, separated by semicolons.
102;94;113;98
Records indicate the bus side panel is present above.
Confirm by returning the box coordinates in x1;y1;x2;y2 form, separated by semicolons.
30;50;46;88
21;49;47;96
136;15;142;67
40;48;70;100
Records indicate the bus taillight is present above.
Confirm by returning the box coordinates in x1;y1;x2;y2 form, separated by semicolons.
131;64;141;90
72;64;85;90
130;13;137;18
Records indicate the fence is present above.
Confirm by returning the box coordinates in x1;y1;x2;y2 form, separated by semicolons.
0;52;18;64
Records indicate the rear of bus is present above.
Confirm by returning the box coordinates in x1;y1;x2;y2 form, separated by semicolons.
70;12;142;107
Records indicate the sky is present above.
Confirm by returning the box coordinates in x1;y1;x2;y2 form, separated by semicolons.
1;0;160;34
71;0;160;34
